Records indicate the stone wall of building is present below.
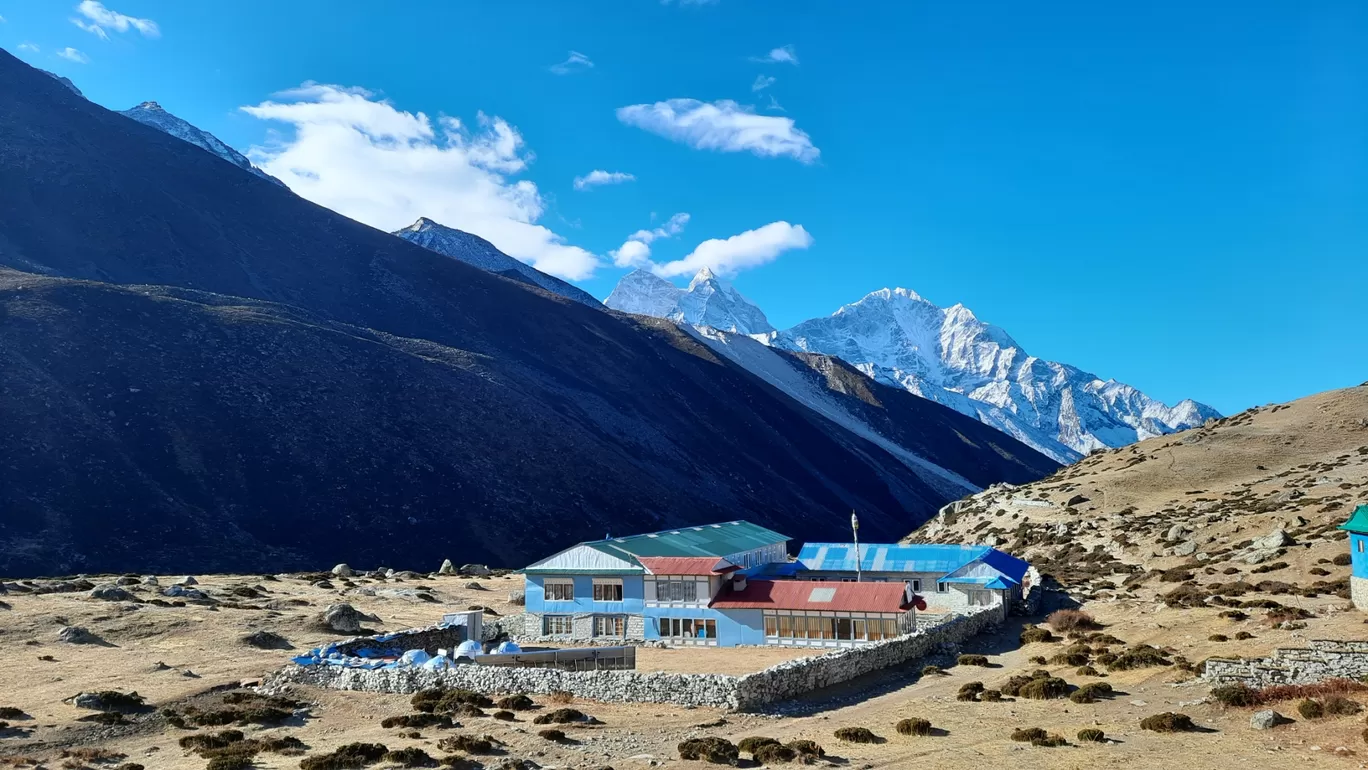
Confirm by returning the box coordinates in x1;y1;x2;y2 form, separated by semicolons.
332;624;469;657
1351;576;1368;612
269;606;1001;711
1204;639;1368;687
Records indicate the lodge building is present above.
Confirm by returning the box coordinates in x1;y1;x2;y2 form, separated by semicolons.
520;520;1030;648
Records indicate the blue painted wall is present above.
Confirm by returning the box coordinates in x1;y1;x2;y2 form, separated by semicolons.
524;574;644;616
1351;533;1368;578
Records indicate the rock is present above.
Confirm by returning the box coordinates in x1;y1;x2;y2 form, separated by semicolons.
115;576;141;586
90;584;136;602
1166;523;1193;541
1065;494;1090;506
1250;710;1287;730
68;692;109;710
311;580;335;590
1252;529;1294;550
1171;541;1198;557
439;559;457;575
331;563;354;577
141;576;160;586
390;571;422;580
321;603;381;633
1288;515;1308;527
466;581;486;590
173;576;197;586
460;564;492;577
241;630;293;650
163;585;209;600
57;626;101;644
1244;548;1280;565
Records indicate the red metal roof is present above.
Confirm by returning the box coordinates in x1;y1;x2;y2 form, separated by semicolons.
638;557;739;575
709;579;912;612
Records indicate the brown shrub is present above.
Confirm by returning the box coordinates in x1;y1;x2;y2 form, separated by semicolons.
957;654;989;667
532;708;586;725
833;727;880;743
1019;626;1056;644
896;718;932;736
1010;727;1047;742
537;729;566;742
1077;728;1105;742
436;735;495;755
678;737;738;764
1046;610;1099;634
1140;712;1195;732
1297;699;1324;719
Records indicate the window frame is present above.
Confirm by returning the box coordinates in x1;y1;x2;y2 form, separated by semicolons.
592;578;623;602
593;614;625;637
544;579;575;602
543;614;573;636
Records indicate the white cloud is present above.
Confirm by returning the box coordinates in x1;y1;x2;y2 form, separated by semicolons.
616;98;819;163
549;50;593;75
610;212;690;268
655;221;812;278
18;42;39;53
573;170;635;191
73;1;159;38
751;44;798;65
764;94;785;112
241;83;598;281
57;47;89;63
751;75;775;92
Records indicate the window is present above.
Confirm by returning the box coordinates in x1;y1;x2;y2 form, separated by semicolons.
543;615;573;635
592;579;623;602
968;590;993;606
764;615;778;637
836;617;853;640
909;579;922;592
593;615;625;637
544;580;574;602
661;617;717;639
655;578;699;603
935;582;948;593
1359;539;1365;554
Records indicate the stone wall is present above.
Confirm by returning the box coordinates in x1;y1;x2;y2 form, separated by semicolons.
1351;576;1368;611
332;623;468;657
269;606;1001;711
1204;639;1368;687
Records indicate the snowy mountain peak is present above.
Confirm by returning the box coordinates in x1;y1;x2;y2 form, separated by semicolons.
393;217;601;308
120;101;287;188
605;267;775;335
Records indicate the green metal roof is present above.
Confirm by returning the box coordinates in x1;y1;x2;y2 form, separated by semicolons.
590;520;789;558
1339;504;1368;534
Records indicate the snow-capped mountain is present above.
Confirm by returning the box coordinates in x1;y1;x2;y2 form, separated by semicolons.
393;218;600;308
771;288;1220;462
119;102;286;188
605;267;775;334
604;274;1218;462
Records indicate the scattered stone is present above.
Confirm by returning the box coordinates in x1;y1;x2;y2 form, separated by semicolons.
466;582;486;591
311;580;335;590
332;564;355;577
90;584;136;602
321;603;381;633
1167;524;1193;541
162;585;208;601
1252;529;1293;550
173;576;197;586
115;576;141;586
241;630;293;650
1172;541;1198;557
460;564;493;577
57;626;101;645
141;576;159;586
439;559;457;575
1250;710;1288;730
1066;494;1090;506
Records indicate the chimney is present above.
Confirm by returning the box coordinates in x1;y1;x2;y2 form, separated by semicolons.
732;575;748;591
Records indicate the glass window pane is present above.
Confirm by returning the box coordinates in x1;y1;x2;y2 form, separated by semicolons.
779;615;792;637
764;616;778;637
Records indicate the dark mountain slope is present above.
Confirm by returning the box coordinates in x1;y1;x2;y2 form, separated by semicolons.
0;50;1057;575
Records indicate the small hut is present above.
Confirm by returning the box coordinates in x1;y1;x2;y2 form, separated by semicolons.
1339;504;1368;611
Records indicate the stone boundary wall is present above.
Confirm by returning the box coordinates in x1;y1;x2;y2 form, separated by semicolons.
267;607;1000;711
1204;639;1368;687
333;623;467;657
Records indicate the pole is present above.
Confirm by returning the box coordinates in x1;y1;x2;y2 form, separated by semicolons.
851;510;862;583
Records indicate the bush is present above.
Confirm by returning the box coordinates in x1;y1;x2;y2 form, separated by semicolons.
1046;610;1099;634
957;654;989;667
436;735;494;755
1018;676;1070;700
532;708;585;725
1076;665;1101;677
1010;727;1047;743
1159;567;1194;583
956;682;984;702
896;717;932;736
738;737;780;754
206;757;252;770
411;689;444;713
537;729;566;742
834;727;880;743
1235;631;1255;640
1211;684;1258;708
1020;626;1056;644
1107;645;1172;671
298;742;388;770
678;737;739;764
1218;610;1248;621
381;713;453;729
495;694;534;711
1208;634;1229;642
785;739;824;757
547;691;573;705
0;708;28;719
921;665;944;676
1139;712;1195;732
1297;699;1324;719
1325;696;1363;716
1049;652;1090;666
492;710;515;721
435;691;493;712
180;731;247;752
79;691;147;712
752;743;798;764
1077;728;1105;742
383;748;437;768
1251;561;1289;574
980;689;1003;702
1032;734;1068;747
1029;656;1048;665
1332;553;1352;566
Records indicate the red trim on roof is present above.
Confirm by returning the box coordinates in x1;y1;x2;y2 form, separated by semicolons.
709;580;912;613
638;557;738;575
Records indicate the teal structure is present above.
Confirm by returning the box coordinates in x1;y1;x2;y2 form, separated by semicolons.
1340;504;1368;611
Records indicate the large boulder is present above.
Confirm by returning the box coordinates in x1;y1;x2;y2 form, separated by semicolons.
90;584;135;602
1252;529;1294;550
459;564;492;577
438;559;457;575
57;626;101;644
1250;710;1288;730
331;563;354;578
173;576;198;586
321;603;381;634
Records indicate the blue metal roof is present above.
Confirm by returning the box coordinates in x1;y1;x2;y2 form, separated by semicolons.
797;542;1028;584
941;575;1014;589
586;520;789;558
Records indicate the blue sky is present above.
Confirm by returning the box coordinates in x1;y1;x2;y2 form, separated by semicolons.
4;1;1365;415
